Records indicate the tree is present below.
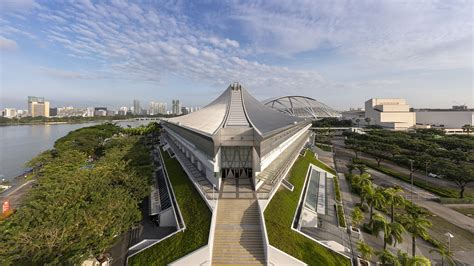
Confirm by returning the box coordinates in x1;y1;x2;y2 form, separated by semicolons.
345;139;361;159
356;164;368;174
397;251;431;266
377;249;400;266
365;117;371;126
363;185;386;224
400;207;432;257
372;213;405;250
0;126;153;264
346;163;356;174
356;240;374;261
462;124;472;135
441;162;474;198
383;187;405;223
351;207;364;228
429;245;455;266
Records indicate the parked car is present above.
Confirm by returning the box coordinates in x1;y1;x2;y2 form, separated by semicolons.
428;173;442;179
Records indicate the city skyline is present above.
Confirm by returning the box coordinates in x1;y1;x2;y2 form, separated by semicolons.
1;1;473;110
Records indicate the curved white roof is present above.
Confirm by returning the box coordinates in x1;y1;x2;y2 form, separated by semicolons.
263;96;340;119
166;83;306;137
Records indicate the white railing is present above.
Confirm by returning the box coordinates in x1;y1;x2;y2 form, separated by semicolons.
257;200;270;264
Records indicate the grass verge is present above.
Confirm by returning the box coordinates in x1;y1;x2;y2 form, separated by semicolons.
316;143;333;152
264;151;350;265
353;158;460;198
129;149;211;266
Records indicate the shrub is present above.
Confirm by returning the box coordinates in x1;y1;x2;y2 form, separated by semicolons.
336;204;346;228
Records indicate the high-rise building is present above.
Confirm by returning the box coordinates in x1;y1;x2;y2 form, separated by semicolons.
133;99;141;115
94;107;107;117
49;108;58;117
2;108;17;118
149;102;167;115
118;106;128;116
172;100;181;115
28;96;50;117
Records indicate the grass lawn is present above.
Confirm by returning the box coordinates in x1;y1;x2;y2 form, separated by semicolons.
452;207;474;218
316;143;333;152
129;148;212;266
264;151;350;266
427;214;474;252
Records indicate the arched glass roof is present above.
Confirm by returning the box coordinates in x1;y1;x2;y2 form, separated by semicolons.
263;96;340;120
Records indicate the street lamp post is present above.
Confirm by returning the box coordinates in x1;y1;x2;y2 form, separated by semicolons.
409;159;414;202
445;232;454;252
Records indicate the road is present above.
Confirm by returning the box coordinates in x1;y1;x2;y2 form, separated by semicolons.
330;140;474;265
0;178;36;209
331;137;474;192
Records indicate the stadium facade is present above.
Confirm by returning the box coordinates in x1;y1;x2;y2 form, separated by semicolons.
161;83;311;196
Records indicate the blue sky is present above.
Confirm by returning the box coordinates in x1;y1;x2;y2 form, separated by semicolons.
0;0;472;110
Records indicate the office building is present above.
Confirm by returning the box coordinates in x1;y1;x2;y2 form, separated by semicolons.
172;100;181;115
2;108;17;118
28;96;50;117
133;100;141;115
118;106;128;116
365;98;416;130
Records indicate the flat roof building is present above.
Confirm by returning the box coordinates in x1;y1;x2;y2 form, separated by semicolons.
161;83;311;198
365;98;416;130
414;106;473;129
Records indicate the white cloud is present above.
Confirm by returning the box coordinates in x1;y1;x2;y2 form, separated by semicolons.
6;1;327;97
228;0;473;70
0;36;18;50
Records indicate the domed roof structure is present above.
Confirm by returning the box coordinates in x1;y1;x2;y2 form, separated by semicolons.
263;96;340;120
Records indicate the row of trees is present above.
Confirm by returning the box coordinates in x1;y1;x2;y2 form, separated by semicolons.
0;123;156;264
344;129;474;198
348;170;454;265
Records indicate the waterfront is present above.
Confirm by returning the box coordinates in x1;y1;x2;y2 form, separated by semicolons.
0;120;150;182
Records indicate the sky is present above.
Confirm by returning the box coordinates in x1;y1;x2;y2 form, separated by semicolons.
0;0;473;111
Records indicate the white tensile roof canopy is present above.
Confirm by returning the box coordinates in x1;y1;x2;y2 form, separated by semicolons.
166;83;306;137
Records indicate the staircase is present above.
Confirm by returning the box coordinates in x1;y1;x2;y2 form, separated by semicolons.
212;199;266;265
226;89;250;127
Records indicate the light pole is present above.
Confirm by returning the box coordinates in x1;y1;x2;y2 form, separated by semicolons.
445;232;454;252
409;159;414;202
213;184;216;207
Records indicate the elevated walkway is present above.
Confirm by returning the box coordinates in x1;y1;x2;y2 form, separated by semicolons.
163;135;218;201
212;199;265;265
256;131;310;198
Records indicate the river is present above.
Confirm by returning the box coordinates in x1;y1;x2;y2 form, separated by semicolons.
0;120;150;182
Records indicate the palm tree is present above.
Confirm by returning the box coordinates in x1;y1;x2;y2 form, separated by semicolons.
364;185;386;223
377;249;400;266
356;240;374;261
429;245;455;266
383;187;405;222
400;209;432;257
352;172;372;190
372;213;406;250
397;250;431;266
351;207;364;228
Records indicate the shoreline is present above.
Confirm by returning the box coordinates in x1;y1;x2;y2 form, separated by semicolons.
0;118;161;127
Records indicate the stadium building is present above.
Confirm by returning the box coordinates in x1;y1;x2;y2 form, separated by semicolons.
161;83;311;198
263;96;340;120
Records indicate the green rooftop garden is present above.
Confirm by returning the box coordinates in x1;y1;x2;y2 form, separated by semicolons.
128;148;211;266
264;150;350;266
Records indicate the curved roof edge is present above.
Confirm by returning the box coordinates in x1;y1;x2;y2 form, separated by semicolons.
165;83;309;138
